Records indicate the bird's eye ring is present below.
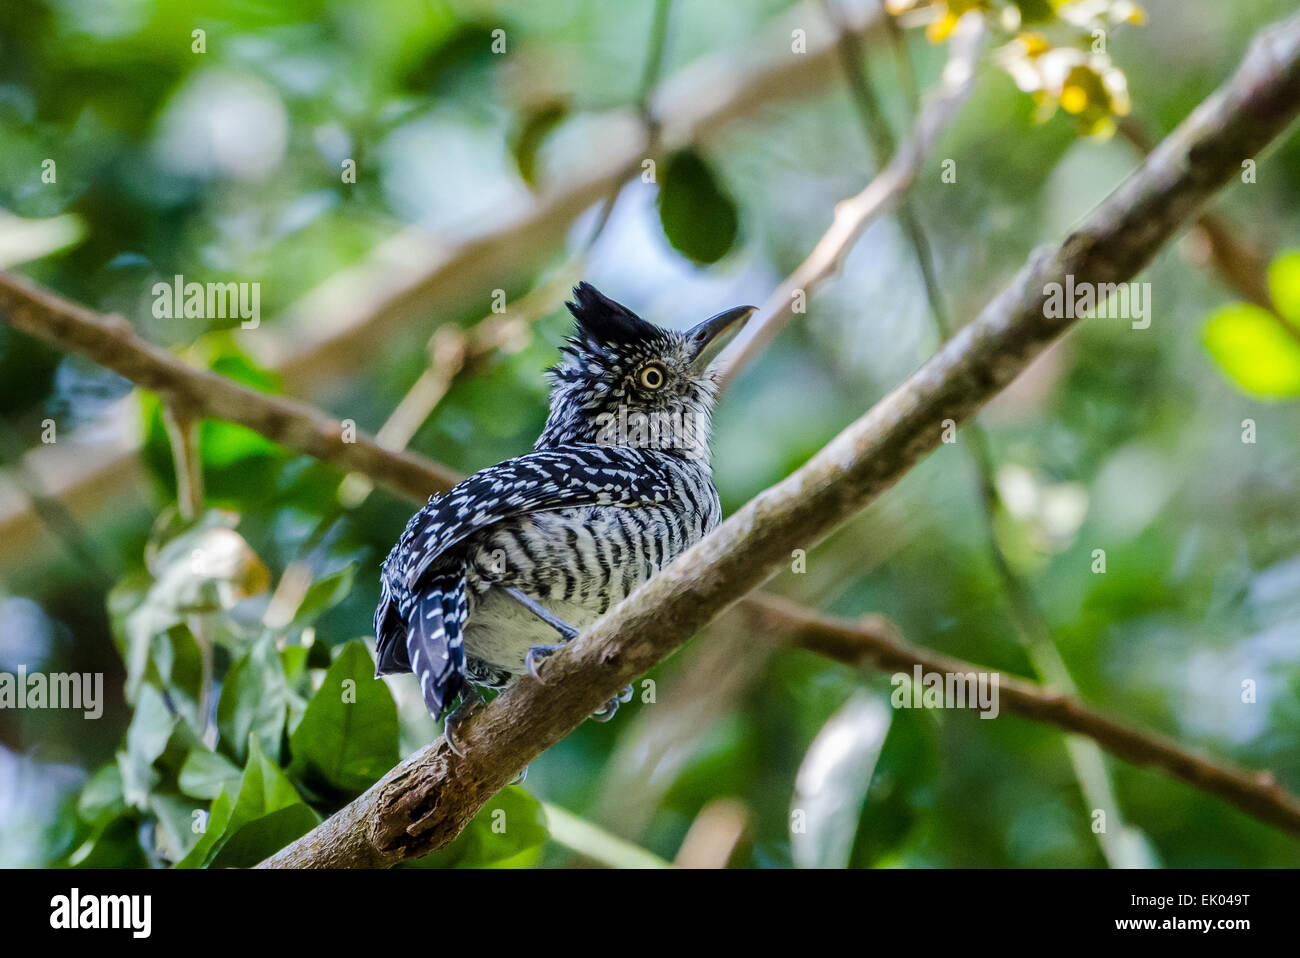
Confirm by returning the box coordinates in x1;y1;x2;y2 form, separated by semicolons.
637;363;666;390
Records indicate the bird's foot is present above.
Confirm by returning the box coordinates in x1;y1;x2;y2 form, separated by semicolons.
525;642;566;683
590;685;632;723
509;765;529;785
443;686;485;758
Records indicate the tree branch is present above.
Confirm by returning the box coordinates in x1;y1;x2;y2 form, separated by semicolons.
1118;114;1300;346
0;271;461;503
257;10;1300;867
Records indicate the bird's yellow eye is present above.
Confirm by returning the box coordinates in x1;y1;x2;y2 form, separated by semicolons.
637;363;667;390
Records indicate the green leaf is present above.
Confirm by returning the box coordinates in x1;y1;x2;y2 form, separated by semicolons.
117;685;176;809
66;815;149;869
227;736;305;828
77;764;127;827
791;691;892;869
174;786;235;869
178;748;243;800
106;569;165;704
177;737;309;868
459;787;549;866
208;803;321;869
1267;249;1300;327
290;561;358;629
288;640;399;793
281;645;309;686
144;624;204;728
657;148;740;265
1202;302;1300;399
217;634;290;765
149;791;204;862
510;102;568;187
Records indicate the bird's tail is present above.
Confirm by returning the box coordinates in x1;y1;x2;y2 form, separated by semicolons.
375;572;468;721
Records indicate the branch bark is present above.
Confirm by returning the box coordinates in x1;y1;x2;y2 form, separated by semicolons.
258;10;1300;867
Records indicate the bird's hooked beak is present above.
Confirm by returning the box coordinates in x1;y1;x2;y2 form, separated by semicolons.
687;304;757;373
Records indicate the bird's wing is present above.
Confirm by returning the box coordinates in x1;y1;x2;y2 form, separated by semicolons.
374;444;679;715
395;444;676;591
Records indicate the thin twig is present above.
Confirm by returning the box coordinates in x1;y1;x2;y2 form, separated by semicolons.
715;13;987;389
161;402;218;745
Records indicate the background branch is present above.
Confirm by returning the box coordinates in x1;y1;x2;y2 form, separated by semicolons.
0;271;462;503
737;593;1300;836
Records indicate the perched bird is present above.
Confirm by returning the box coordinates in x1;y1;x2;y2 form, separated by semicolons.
373;283;754;750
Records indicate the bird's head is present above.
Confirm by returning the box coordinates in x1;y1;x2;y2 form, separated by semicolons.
536;282;755;460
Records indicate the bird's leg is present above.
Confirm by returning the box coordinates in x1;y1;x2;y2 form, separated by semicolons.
443;684;485;758
502;587;630;723
524;643;565;683
503;587;580;682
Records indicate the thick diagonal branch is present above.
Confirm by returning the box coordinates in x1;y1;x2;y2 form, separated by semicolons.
257;11;1300;868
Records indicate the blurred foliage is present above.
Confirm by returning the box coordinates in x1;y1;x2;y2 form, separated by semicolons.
2;0;1300;870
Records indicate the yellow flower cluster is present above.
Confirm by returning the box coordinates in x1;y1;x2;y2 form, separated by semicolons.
886;0;1147;137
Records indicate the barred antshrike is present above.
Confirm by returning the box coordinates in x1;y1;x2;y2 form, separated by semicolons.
374;283;754;752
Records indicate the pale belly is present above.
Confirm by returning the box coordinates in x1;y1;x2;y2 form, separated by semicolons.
462;589;605;674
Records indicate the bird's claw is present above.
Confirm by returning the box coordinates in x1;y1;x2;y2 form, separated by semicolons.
509;765;529;785
525;643;565;683
590;686;632;723
443;688;485;758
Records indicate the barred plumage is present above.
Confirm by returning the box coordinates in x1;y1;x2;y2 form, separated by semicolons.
374;283;753;734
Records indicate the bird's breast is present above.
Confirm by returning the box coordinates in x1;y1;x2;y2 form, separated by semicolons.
460;493;715;673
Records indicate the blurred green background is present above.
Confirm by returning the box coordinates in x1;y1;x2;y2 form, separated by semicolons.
2;0;1299;868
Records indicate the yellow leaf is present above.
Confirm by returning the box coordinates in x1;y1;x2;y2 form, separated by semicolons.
1203;303;1300;399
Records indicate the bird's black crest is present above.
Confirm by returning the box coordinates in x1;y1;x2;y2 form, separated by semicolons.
566;282;663;349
